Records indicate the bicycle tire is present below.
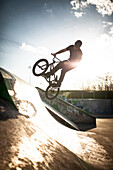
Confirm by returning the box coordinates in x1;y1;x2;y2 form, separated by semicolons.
45;84;60;99
32;59;49;76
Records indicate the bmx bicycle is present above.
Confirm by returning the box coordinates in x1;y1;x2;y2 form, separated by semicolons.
32;56;61;99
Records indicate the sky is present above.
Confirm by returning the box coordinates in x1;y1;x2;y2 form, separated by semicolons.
0;0;113;90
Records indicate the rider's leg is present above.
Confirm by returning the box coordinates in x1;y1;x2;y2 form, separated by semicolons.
57;70;66;87
45;60;76;86
57;62;76;86
45;61;64;78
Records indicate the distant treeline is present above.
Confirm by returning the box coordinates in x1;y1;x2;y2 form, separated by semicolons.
59;90;113;99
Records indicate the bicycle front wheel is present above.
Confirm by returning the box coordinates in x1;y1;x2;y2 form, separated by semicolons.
45;84;60;100
32;59;49;76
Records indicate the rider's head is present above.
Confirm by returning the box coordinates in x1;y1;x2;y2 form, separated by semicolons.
75;40;82;48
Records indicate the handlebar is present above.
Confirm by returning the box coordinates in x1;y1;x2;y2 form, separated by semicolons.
51;54;61;62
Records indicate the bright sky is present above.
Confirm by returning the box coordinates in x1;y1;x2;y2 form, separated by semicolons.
0;0;113;90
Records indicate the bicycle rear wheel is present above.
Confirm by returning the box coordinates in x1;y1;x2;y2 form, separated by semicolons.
45;84;60;99
32;59;49;76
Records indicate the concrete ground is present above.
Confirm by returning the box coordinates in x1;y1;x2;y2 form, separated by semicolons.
77;118;113;169
0;98;113;170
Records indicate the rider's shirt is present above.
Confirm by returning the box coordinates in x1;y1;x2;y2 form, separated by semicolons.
66;45;82;62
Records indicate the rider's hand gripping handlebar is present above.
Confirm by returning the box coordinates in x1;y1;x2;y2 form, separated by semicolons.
51;53;56;57
51;53;61;62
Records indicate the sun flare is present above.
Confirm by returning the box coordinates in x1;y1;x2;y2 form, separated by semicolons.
62;36;113;90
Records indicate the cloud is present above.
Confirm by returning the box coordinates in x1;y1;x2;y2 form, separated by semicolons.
103;21;113;27
43;2;53;14
70;0;113;17
46;9;53;14
109;26;113;36
20;43;50;55
102;21;113;37
71;0;80;10
74;11;84;18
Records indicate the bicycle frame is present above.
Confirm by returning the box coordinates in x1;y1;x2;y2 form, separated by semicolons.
46;56;61;85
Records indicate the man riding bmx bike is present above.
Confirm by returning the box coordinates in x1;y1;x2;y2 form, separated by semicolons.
44;40;83;87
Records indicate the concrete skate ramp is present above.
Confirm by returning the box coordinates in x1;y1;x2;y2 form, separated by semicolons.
0;67;46;118
0;67;96;131
0;67;94;169
0;67;79;129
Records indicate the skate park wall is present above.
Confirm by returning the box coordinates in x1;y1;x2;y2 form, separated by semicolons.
64;99;113;116
59;90;113;116
0;67;96;131
37;87;113;117
37;87;96;131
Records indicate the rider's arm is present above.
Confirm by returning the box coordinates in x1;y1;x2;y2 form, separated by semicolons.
51;48;68;56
